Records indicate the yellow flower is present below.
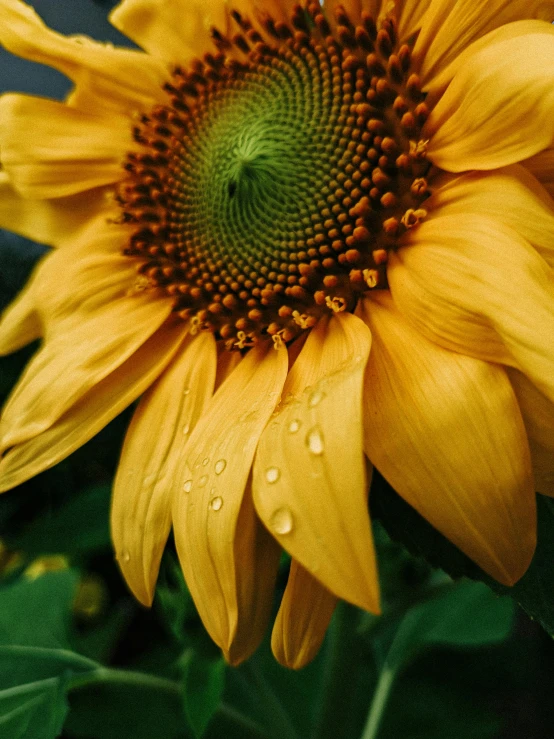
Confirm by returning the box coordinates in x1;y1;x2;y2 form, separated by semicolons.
0;0;553;669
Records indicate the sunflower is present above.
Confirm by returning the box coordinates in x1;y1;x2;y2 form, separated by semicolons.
0;0;553;669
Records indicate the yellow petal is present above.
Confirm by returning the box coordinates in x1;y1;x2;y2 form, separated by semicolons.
0;172;109;247
253;313;380;614
112;331;217;606
0;0;167;114
1;275;172;453
0;94;131;198
396;0;432;44
0;213;134;357
214;346;242;391
358;293;536;585
271;560;337;670
524;147;554;199
427;165;554;267
425;30;554;171
422;20;554;102
0;268;42;355
415;1;554;90
508;368;554;496
109;0;221;64
0;322;187;492
389;214;554;402
172;341;287;662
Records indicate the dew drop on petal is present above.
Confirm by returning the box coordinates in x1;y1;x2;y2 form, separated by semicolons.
270;507;294;535
265;466;281;484
120;550;131;563
183;479;193;493
306;426;324;455
182;423;191;435
308;389;325;407
198;474;209;488
210;496;223;511
183;388;190;396
288;419;301;434
202;457;210;466
214;459;227;475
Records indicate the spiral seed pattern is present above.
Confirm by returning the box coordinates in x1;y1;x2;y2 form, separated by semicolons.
118;2;432;349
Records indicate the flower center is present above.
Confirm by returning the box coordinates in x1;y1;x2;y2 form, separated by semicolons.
118;2;432;349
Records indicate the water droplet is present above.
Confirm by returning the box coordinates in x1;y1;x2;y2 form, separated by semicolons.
306;427;324;455
198;475;208;488
182;423;190;435
143;473;155;486
288;419;301;434
308;389;325;407
120;550;131;563
210;496;223;511
183;388;191;396
265;466;281;484
183;479;193;493
202;457;210;466
215;459;227;475
270;507;294;535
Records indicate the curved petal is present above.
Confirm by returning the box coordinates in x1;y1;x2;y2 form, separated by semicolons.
214;346;242;391
422;20;554;102
415;1;554;90
425;30;554;171
253;313;380;614
172;340;287;663
395;0;432;44
508;368;554;496
0;94;131;198
112;331;217;606
0;173;110;247
0;213;137;357
0;0;168;114
524;148;554;199
0;285;41;354
0;321;187;492
389;215;554;402
359;294;536;585
110;0;229;64
0;290;173;453
427;165;554;266
271;560;337;670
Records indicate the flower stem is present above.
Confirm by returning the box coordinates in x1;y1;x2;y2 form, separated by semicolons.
67;667;182;696
359;664;397;739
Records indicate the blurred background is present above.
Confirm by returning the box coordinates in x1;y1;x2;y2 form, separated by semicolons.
1;2;554;738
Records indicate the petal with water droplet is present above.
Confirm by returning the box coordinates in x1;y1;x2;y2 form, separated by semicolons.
111;331;216;606
173;340;287;664
253;313;380;614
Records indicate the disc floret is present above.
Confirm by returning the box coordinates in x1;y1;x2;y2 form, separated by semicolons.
118;2;432;349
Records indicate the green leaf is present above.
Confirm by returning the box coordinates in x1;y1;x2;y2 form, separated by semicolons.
381;580;514;675
371;473;554;637
181;650;226;738
0;569;79;649
396;580;514;651
0;678;68;739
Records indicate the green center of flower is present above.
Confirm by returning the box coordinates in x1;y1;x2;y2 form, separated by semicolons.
119;2;432;349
